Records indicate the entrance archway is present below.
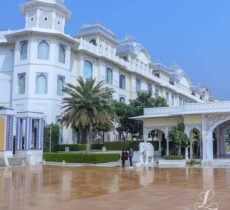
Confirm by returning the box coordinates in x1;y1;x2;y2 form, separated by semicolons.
148;129;165;157
213;121;230;158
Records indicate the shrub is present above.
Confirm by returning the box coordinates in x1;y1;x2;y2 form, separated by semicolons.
55;141;160;152
54;144;86;151
186;159;202;167
55;144;104;151
43;153;120;164
164;155;184;160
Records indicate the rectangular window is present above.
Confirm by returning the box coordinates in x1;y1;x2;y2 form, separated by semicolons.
171;94;175;106
166;92;169;104
147;83;152;92
136;77;141;92
20;40;28;60
155;88;159;97
179;96;183;106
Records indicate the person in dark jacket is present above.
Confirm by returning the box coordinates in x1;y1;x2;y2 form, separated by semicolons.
128;147;134;167
121;149;128;167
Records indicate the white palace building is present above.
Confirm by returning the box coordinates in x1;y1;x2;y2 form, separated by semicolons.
0;0;230;163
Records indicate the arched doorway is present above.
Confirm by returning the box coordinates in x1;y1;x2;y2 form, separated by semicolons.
189;128;202;159
148;129;166;157
213;121;230;158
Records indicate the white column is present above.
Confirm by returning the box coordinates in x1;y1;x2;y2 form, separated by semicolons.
190;140;193;159
206;131;214;161
165;127;169;156
184;126;191;159
216;128;220;158
202;130;208;161
159;132;162;157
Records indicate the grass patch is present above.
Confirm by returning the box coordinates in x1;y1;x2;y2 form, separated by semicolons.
186;159;202;167
43;152;120;164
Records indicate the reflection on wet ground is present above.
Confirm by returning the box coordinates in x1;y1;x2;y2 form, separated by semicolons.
0;166;230;210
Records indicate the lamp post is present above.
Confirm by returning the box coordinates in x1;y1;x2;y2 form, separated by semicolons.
50;125;52;152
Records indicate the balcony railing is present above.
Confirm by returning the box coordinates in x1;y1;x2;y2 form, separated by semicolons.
78;38;201;102
28;0;65;4
144;101;230;116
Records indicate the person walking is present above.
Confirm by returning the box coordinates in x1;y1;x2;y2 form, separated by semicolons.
128;146;134;167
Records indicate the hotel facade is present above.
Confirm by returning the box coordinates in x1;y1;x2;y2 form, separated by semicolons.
0;0;212;147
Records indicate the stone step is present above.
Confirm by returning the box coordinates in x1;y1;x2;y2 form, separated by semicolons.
0;158;6;167
8;157;27;166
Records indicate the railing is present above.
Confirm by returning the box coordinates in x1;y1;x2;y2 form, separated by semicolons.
144;101;230;116
28;0;65;4
78;38;202;102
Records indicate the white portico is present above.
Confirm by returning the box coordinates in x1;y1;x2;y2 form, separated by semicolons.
132;101;230;161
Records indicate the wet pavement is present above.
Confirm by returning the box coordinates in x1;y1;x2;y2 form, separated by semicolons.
0;166;230;210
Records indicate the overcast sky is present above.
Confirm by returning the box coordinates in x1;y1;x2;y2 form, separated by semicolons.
1;0;230;100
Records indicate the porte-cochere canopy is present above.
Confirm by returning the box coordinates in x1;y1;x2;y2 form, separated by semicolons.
131;101;230;161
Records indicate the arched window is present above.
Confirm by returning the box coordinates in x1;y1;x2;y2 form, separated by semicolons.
38;40;49;60
83;61;93;79
119;97;125;103
36;73;48;94
57;76;65;96
119;74;126;89
136;77;141;92
59;43;66;64
18;73;26;94
106;67;113;84
20;40;28;60
90;39;97;46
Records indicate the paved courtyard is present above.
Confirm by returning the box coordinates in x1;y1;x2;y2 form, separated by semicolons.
0;165;230;210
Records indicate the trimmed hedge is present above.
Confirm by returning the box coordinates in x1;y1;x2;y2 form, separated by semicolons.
164;155;184;160
104;141;159;151
55;144;104;152
55;141;160;152
43;152;120;164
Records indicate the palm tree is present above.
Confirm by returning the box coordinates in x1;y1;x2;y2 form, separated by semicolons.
61;78;116;152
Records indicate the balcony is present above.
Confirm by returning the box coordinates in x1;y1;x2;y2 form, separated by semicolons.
78;38;202;102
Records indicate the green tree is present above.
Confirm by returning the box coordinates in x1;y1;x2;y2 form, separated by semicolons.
43;123;60;152
168;122;190;156
61;78;116;152
112;100;135;140
113;91;167;140
93;123;111;143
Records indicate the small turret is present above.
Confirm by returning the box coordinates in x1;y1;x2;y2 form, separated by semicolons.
20;0;71;33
